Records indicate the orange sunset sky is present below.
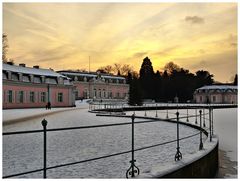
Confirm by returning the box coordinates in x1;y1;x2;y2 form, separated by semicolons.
3;3;237;82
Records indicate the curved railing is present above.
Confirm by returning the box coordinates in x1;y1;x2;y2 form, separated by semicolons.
3;107;213;178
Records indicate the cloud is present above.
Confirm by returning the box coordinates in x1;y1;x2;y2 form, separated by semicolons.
153;45;180;56
132;51;148;59
185;16;204;24
230;43;237;47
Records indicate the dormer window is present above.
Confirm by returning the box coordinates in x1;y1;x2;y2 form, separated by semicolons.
11;73;19;81
3;72;7;79
23;75;30;82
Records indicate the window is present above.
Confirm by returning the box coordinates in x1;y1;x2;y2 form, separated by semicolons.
8;90;13;103
23;75;30;82
18;91;24;103
11;73;19;81
98;89;101;98
75;91;79;99
116;92;120;98
45;78;57;84
83;89;88;98
199;96;202;102
34;77;41;83
109;92;112;98
3;72;7;79
41;92;46;102
94;89;97;97
30;92;35;103
103;89;106;98
58;93;63;102
212;96;216;102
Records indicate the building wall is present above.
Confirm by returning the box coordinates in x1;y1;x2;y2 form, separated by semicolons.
3;81;75;109
194;92;237;104
74;81;129;100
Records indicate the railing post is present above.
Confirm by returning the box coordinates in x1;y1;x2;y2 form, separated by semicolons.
186;106;189;122
195;108;198;124
41;119;48;179
155;104;158;117
199;110;203;150
209;107;212;142
211;108;214;136
175;112;182;161
166;103;169;119
126;114;139;178
203;109;206;127
144;104;147;117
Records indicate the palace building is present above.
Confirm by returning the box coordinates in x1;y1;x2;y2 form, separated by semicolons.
2;63;75;109
193;85;237;104
57;70;129;100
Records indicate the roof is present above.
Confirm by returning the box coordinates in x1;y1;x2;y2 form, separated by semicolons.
58;71;126;80
197;85;238;91
3;63;67;78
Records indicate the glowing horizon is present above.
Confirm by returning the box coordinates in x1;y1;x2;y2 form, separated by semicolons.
3;3;237;82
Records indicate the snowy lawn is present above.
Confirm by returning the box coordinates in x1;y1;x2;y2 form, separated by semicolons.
3;107;204;178
3;104;236;178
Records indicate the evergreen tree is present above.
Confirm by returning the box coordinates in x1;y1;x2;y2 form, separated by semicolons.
233;74;238;85
139;57;155;99
128;73;142;106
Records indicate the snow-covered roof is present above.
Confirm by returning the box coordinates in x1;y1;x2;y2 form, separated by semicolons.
197;85;237;91
58;71;126;80
3;63;67;78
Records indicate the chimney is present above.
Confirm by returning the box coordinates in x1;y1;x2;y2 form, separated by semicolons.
7;61;14;65
33;65;40;69
19;63;26;67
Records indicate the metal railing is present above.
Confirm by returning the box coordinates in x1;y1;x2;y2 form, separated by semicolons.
3;108;213;179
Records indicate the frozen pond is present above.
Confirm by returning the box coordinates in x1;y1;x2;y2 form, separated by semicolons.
3;107;205;178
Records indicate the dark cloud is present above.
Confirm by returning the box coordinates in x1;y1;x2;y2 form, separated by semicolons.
132;51;148;59
185;16;204;24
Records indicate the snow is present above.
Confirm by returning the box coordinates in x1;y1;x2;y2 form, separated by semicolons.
3;104;204;178
213;108;237;162
3;100;88;124
139;137;218;178
3;63;67;78
2;104;237;178
58;71;126;80
196;85;237;91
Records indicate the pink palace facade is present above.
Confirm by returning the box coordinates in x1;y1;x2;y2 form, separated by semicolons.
57;70;129;100
2;63;75;109
193;85;238;104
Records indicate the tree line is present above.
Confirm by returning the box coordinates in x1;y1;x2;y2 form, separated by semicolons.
126;57;237;105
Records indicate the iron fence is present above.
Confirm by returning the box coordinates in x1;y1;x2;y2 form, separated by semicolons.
3;108;213;179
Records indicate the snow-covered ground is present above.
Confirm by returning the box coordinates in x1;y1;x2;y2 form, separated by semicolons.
3;100;89;123
3;103;205;178
2;103;237;178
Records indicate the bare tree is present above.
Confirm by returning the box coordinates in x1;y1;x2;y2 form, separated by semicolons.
97;63;134;76
163;61;181;74
2;33;9;63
